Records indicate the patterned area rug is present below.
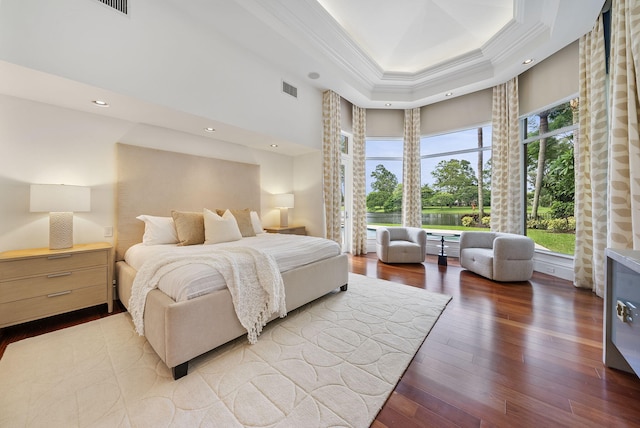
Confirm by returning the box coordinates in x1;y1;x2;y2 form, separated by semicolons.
0;273;450;427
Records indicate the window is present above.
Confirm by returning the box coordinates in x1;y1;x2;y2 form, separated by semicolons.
522;99;577;255
364;129;493;232
365;139;403;226
420;126;492;230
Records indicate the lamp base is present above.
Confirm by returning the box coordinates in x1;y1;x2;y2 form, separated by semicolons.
50;212;73;249
279;208;289;228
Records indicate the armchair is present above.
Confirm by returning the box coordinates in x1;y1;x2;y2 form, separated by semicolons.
376;226;427;263
459;231;534;282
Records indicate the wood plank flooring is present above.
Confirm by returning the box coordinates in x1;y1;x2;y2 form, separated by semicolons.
1;254;640;427
355;254;640;428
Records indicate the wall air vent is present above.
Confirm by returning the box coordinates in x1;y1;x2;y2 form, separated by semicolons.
97;0;128;14
282;81;298;99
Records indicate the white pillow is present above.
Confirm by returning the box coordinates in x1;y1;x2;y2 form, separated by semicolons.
136;215;179;245
250;211;264;234
204;208;242;244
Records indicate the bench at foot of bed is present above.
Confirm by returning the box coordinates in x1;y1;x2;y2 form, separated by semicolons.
169;283;348;380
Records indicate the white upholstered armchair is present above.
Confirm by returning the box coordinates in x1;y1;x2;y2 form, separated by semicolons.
459;231;535;282
376;227;427;263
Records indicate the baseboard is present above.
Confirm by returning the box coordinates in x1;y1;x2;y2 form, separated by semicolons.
533;251;574;281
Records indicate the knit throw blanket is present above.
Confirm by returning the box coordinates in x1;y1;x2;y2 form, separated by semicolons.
128;247;286;343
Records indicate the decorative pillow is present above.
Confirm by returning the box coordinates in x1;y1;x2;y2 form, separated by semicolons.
171;210;205;246
215;208;256;237
250;211;264;234
136;215;179;245
204;208;243;244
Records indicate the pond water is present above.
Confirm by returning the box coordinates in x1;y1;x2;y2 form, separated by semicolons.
366;212;462;226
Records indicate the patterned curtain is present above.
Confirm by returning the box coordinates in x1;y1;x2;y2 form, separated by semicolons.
322;90;342;247
607;0;640;254
490;78;523;234
351;105;367;255
574;14;608;296
402;107;422;227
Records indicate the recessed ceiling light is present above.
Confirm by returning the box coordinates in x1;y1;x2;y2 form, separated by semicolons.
384;103;392;107
523;58;534;64
445;92;453;97
204;127;216;132
308;72;320;80
92;100;109;107
270;144;278;148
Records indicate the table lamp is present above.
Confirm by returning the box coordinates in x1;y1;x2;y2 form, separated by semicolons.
273;193;294;228
30;184;91;249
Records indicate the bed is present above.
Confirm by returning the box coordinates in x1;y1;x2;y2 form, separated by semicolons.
114;144;348;379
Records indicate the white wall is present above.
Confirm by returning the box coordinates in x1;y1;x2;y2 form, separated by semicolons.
0;94;320;252
0;0;323;151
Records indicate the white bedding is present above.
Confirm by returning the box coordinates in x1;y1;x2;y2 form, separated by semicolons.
124;233;341;302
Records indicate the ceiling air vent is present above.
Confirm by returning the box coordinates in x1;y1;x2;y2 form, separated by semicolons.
97;0;128;14
282;81;298;99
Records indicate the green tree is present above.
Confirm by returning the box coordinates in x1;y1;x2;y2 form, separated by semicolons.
431;159;477;204
371;164;398;194
366;191;387;212
421;183;435;208
431;191;455;208
384;184;403;212
526;102;575;218
368;164;400;212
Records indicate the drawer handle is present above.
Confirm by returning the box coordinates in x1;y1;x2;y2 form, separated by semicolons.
47;254;72;260
47;290;72;298
47;272;72;278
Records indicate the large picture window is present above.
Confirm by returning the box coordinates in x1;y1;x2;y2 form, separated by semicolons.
365;139;403;226
364;127;492;233
420;127;492;230
522;99;578;255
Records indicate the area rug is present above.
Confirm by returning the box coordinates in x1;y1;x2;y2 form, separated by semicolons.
0;273;450;427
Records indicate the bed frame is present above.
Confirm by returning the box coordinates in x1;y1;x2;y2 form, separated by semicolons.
114;144;348;379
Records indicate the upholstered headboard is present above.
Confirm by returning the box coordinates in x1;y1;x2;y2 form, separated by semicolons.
115;143;260;261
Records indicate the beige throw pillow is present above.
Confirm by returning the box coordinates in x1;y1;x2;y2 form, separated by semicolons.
171;210;205;246
205;208;242;244
215;208;256;237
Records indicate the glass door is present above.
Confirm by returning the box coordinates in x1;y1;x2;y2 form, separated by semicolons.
340;133;352;252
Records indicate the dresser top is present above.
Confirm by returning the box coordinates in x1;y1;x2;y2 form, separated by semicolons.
0;242;112;260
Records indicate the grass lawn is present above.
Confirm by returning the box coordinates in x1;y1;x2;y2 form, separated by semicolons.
526;229;575;255
369;221;575;255
369;206;572;254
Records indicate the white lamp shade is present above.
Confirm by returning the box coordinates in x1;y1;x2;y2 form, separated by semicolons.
30;184;91;213
273;193;294;208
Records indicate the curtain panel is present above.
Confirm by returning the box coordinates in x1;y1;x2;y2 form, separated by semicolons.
322;90;342;247
490;78;523;234
402;108;422;227
575;14;608;296
608;0;640;253
352;105;367;255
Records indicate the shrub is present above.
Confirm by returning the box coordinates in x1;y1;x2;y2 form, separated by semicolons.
461;216;475;227
550;201;575;218
528;218;550;230
547;217;576;233
481;216;491;226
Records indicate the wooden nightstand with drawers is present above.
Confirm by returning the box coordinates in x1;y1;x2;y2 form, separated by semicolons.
0;242;112;328
264;225;306;235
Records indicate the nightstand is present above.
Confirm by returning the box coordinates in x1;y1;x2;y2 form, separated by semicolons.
264;226;306;235
0;242;112;328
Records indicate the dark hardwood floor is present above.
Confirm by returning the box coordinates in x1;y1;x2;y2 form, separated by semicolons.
2;254;639;427
354;254;640;428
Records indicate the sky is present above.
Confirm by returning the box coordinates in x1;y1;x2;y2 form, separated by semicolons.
364;126;493;193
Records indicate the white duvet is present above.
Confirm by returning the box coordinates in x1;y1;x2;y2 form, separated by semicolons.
124;233;341;302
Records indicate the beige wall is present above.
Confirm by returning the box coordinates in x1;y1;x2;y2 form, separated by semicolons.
0;94;298;252
519;41;579;115
358;41;578;139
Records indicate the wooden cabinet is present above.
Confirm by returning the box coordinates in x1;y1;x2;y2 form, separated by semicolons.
264;226;306;235
0;242;112;328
